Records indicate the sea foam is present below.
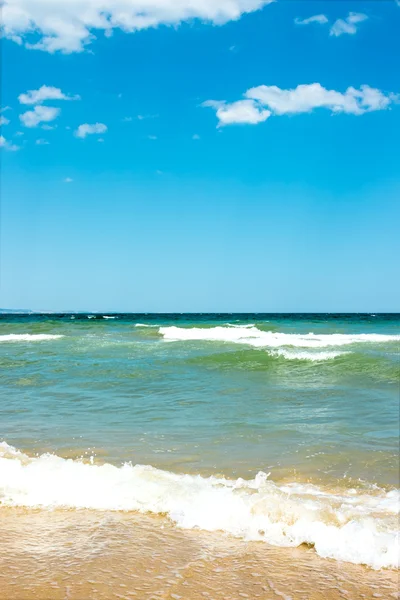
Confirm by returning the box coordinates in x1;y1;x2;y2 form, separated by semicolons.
0;442;398;570
271;349;349;361
0;334;64;343
159;326;400;358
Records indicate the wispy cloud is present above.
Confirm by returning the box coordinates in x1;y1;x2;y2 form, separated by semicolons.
203;83;398;126
148;135;158;140
192;134;200;140
1;0;274;53
295;12;367;37
19;85;80;105
0;115;10;126
330;13;368;37
20;105;60;128
0;135;20;151
63;177;73;183
36;138;50;145
75;123;107;138
295;15;328;26
138;114;159;120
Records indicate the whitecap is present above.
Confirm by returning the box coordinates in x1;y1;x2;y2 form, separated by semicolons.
159;326;400;350
0;334;64;343
0;442;398;570
270;349;349;361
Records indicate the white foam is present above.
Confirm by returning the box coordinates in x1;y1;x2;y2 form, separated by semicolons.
102;316;116;319
226;323;256;328
135;323;157;328
0;442;398;570
159;326;400;351
0;334;64;343
271;349;349;361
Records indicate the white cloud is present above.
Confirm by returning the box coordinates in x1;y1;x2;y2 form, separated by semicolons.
0;135;20;151
36;138;50;145
330;12;368;37
63;177;73;183
123;116;133;122
1;106;11;112
246;83;394;115
1;0;274;53
203;83;397;126
15;131;24;136
202;99;271;126
0;116;10;126
75;123;107;138
295;15;328;26
20;105;60;128
19;85;80;105
41;124;56;130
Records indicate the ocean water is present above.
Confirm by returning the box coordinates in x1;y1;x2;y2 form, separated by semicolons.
0;313;399;576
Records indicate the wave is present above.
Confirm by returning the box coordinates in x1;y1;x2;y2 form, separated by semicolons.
0;334;64;343
159;326;400;350
0;442;398;570
271;349;349;361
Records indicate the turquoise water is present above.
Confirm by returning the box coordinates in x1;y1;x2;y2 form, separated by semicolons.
1;313;399;569
1;313;399;485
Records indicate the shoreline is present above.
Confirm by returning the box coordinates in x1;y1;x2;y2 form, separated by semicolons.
1;441;398;571
0;509;398;600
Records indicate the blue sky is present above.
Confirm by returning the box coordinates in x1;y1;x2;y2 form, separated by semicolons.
1;0;399;312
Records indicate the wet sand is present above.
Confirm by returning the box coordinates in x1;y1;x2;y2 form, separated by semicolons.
0;509;398;600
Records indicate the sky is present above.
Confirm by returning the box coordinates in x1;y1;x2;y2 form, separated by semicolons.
0;0;399;312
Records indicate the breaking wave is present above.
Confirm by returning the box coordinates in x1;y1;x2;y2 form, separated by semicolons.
270;349;349;361
0;334;64;343
0;442;398;570
159;326;400;361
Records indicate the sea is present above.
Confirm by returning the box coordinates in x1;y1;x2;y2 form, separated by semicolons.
0;313;399;599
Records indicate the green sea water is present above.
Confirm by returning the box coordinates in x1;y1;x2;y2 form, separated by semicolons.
1;313;399;487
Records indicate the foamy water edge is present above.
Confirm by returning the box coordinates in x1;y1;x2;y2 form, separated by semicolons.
0;442;398;570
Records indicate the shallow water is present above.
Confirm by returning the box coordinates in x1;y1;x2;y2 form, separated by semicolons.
0;313;399;583
1;509;399;600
